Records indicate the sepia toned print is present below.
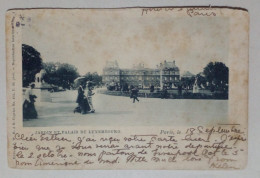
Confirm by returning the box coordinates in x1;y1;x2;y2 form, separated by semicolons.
6;7;248;170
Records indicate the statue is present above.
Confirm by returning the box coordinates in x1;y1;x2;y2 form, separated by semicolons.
31;69;52;103
193;77;199;94
35;69;46;88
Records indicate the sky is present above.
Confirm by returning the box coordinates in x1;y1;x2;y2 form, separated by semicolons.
21;9;229;75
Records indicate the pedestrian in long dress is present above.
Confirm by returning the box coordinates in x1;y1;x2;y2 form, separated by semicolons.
23;83;38;120
87;83;95;113
74;83;88;114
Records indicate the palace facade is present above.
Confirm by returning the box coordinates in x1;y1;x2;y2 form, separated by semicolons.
102;60;180;89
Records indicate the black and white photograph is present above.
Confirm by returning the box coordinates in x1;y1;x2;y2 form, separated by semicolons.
4;6;252;173
21;9;230;127
3;0;260;174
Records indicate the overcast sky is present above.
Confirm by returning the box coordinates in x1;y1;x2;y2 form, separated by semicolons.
22;9;229;75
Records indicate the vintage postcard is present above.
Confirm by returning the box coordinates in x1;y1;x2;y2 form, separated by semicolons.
6;7;248;169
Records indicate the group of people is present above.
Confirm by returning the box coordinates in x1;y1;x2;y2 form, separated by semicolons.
23;84;38;120
23;80;95;120
74;81;95;114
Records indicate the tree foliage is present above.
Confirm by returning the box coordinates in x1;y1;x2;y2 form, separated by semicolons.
195;73;207;89
180;62;228;94
43;62;80;89
83;72;102;87
203;62;229;92
22;44;43;87
181;76;195;90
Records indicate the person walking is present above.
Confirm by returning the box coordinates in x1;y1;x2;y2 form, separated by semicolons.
75;82;89;114
87;82;95;113
131;87;139;103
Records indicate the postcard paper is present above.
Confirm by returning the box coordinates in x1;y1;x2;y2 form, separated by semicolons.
6;7;248;169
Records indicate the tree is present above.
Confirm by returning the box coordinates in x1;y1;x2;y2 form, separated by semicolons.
42;62;59;86
83;72;102;87
56;63;80;89
22;44;43;87
196;73;207;89
203;62;229;93
43;62;80;89
181;77;195;90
